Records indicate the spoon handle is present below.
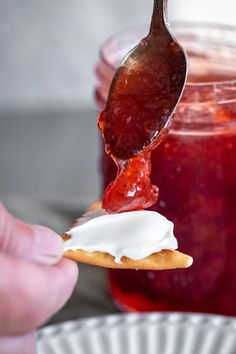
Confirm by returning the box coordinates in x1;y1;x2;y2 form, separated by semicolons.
149;0;168;36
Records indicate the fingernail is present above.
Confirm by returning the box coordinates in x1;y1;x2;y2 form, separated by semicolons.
31;225;64;265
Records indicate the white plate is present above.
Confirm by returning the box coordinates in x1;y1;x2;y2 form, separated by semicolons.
37;312;236;354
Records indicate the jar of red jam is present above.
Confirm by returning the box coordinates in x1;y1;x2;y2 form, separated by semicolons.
95;23;236;315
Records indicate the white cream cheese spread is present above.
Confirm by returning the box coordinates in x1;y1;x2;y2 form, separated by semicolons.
64;208;178;264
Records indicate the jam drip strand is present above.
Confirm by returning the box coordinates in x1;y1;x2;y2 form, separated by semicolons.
102;150;159;213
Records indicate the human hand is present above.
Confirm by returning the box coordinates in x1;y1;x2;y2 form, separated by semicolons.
0;202;78;354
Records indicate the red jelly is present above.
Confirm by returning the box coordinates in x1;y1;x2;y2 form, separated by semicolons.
99;101;160;212
95;24;236;315
100;149;159;213
98;23;186;213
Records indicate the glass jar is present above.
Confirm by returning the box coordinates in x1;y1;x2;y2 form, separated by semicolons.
95;23;236;315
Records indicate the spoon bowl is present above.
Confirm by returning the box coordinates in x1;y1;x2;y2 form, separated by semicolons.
99;0;188;160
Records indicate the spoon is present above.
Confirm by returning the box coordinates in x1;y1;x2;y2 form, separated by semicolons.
99;0;188;160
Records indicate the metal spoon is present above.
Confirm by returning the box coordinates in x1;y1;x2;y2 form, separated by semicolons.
99;0;188;160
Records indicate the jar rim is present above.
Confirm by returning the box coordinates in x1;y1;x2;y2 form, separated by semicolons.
100;21;236;88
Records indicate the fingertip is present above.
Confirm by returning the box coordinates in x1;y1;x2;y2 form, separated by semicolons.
30;225;64;265
50;258;79;307
57;257;79;289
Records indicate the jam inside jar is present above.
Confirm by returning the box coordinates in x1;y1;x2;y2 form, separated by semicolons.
95;24;236;314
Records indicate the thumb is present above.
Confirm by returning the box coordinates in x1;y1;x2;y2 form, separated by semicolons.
0;202;64;265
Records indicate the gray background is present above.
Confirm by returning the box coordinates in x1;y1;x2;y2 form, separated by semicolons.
0;0;235;206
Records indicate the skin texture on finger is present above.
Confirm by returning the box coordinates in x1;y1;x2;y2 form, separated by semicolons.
0;332;36;354
0;253;78;335
0;203;64;265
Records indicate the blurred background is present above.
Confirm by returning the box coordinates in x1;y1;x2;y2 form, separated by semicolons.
0;0;235;215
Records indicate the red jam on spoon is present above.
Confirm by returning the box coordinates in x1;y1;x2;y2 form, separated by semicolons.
98;0;187;213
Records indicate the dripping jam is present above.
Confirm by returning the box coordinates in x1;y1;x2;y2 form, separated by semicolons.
98;62;174;213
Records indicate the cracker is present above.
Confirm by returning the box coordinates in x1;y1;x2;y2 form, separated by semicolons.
86;200;102;211
63;201;193;270
64;248;192;269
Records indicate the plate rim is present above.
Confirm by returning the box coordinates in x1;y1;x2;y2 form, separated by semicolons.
37;311;236;342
